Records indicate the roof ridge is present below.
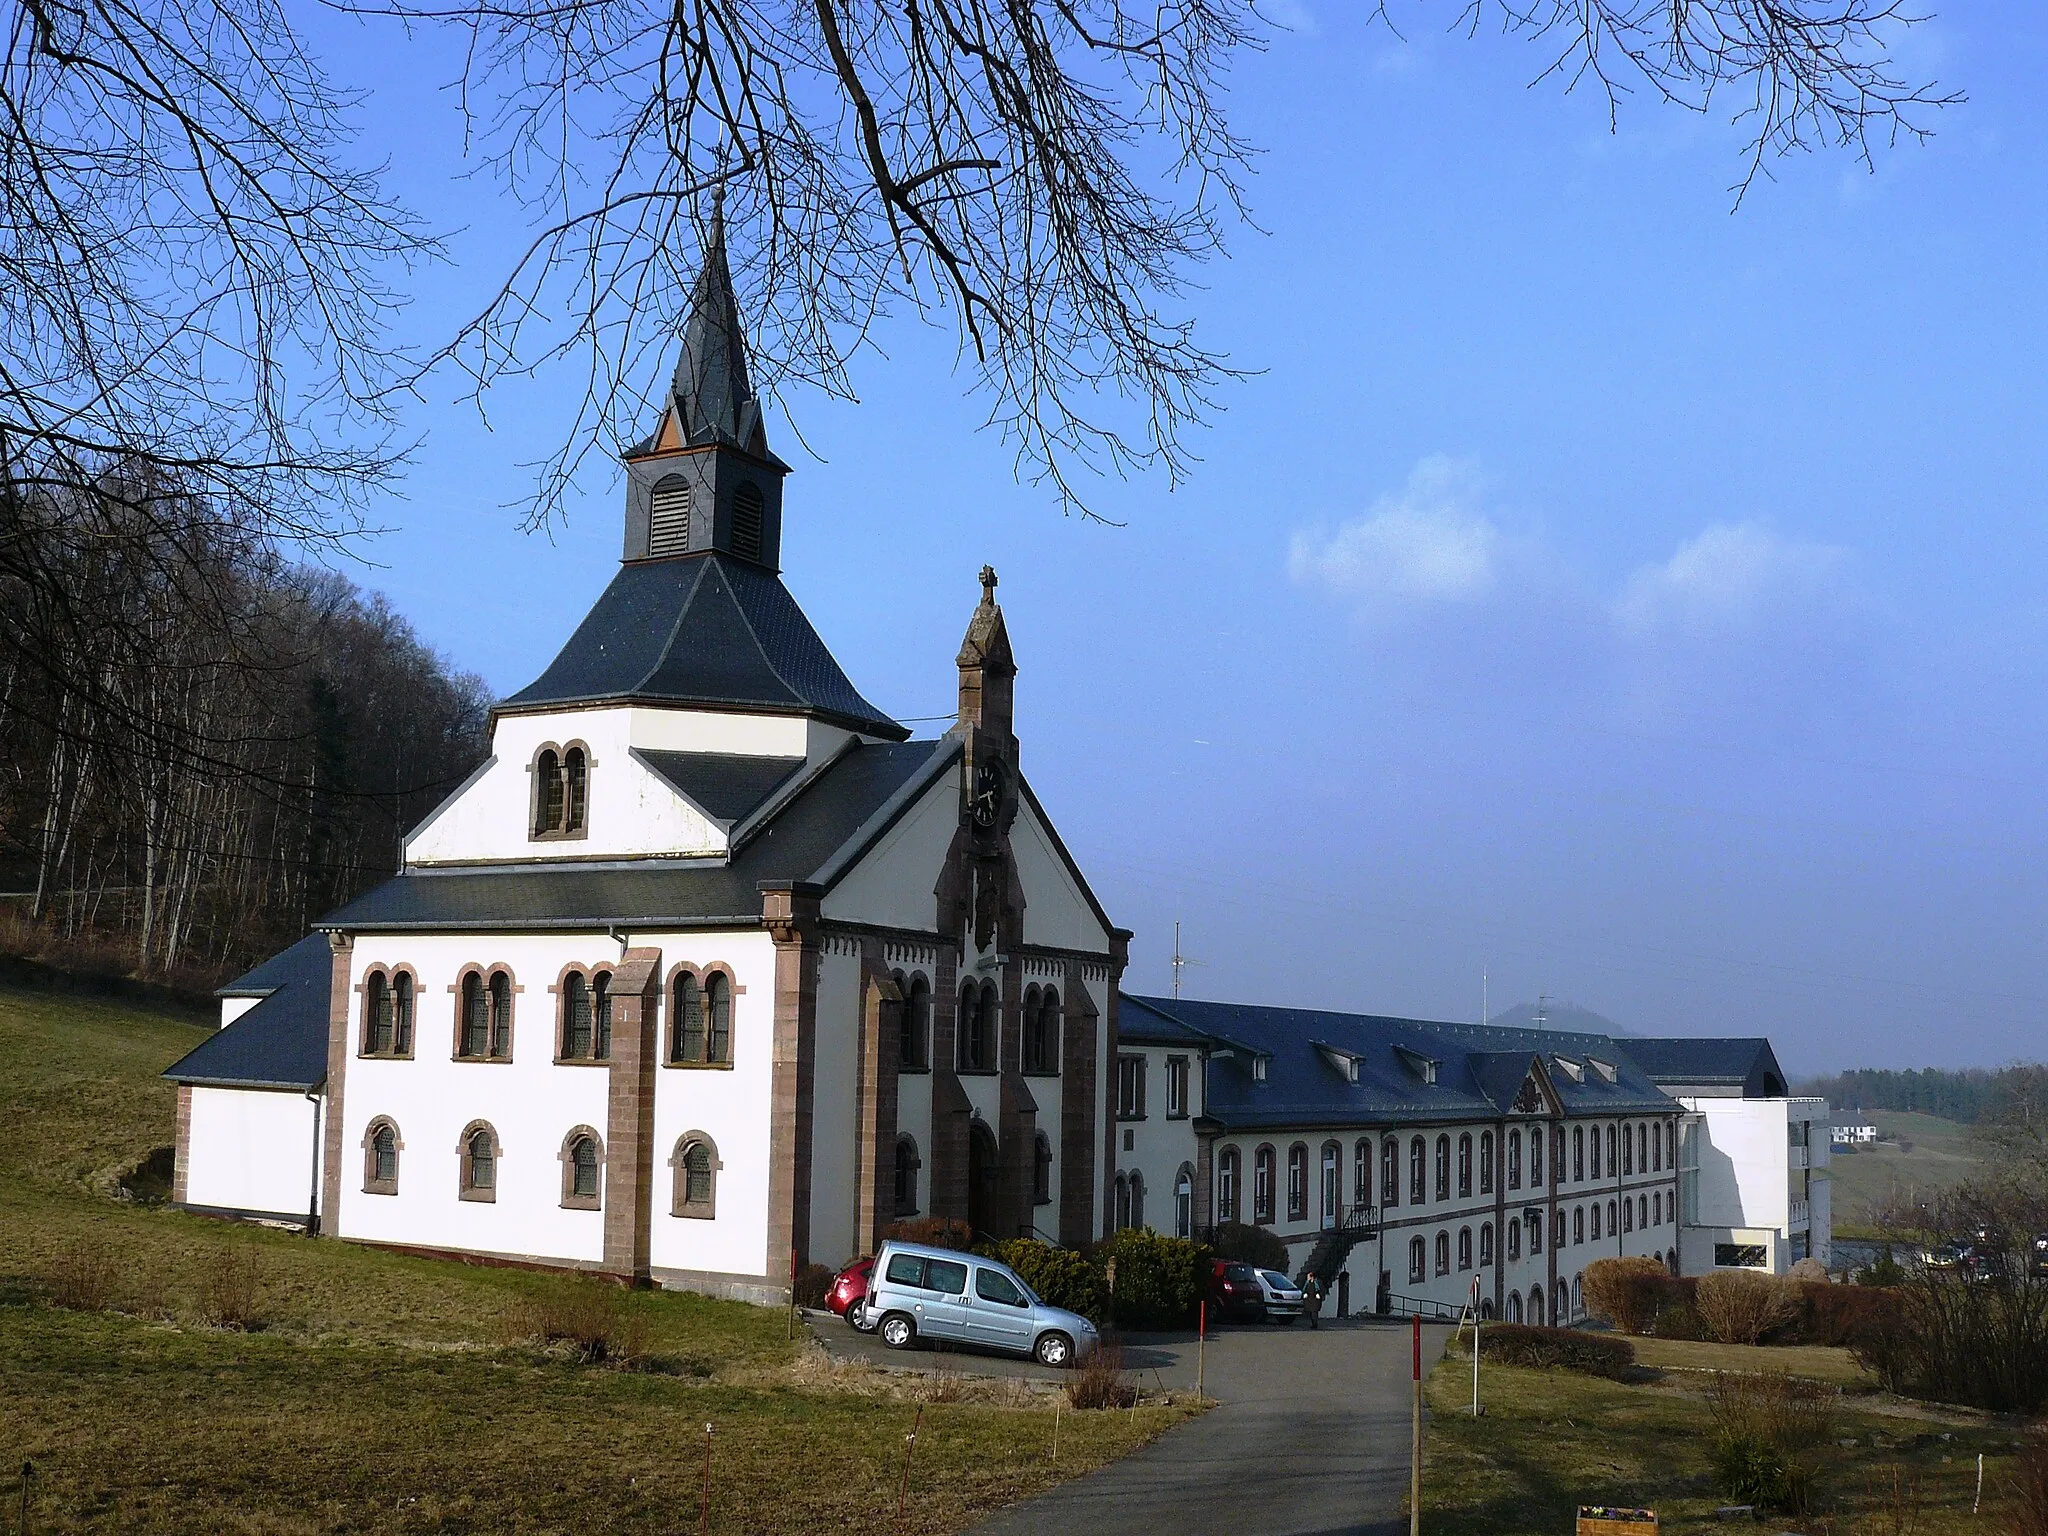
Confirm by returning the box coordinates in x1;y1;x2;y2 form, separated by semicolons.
716;556;809;712
630;553;713;695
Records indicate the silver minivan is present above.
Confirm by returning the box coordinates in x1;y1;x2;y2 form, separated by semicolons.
865;1241;1100;1368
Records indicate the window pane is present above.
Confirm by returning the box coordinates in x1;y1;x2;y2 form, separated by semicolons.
565;748;588;833
593;973;611;1059
677;976;703;1062
463;974;488;1057
684;1143;712;1204
925;1259;967;1296
573;1138;599;1197
975;1268;1026;1306
885;1253;926;1287
489;973;512;1057
394;973;413;1054
708;974;731;1062
565;973;591;1057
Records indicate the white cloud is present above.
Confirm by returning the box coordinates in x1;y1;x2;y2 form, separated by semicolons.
1615;523;1850;637
1289;456;1500;604
1259;0;1319;36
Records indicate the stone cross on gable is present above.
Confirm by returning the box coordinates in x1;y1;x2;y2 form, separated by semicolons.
979;564;998;601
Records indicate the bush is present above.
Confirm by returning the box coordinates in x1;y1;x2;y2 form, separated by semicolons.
1097;1228;1209;1330
1206;1221;1289;1272
989;1239;1106;1322
46;1238;117;1312
1858;1244;1907;1288
201;1248;263;1330
1582;1257;1671;1334
1473;1323;1634;1378
1653;1302;1708;1340
2012;1429;2048;1536
883;1217;973;1251
793;1263;835;1309
1697;1270;1799;1345
511;1278;645;1365
1064;1344;1138;1409
1705;1372;1836;1512
1794;1282;1901;1348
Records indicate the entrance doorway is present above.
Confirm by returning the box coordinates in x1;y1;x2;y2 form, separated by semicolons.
968;1122;1000;1238
1320;1143;1340;1230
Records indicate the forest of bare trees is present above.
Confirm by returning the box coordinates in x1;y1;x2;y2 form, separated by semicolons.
0;473;489;985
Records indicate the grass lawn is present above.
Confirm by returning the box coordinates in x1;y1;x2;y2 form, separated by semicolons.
1423;1338;2024;1536
1628;1337;1874;1390
0;984;1194;1533
1828;1112;1982;1238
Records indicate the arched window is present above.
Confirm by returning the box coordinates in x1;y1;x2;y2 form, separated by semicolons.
1408;1236;1426;1284
459;1122;500;1202
648;474;692;555
1667;1121;1678;1169
1639;1122;1650;1174
1381;1137;1399;1207
1529;1284;1544;1325
366;971;392;1055
1036;1134;1056;1207
1507;1217;1521;1261
1553;1209;1566;1248
1590;1202;1602;1240
1434;1135;1451;1201
1652;1121;1663;1171
592;970;612;1059
669;970;735;1065
1479;1221;1494;1266
1435;1230;1450;1275
564;746;589;834
1218;1147;1240;1223
1528;1210;1544;1255
1129;1170;1146;1231
707;972;732;1063
1621;1196;1634;1233
894;1135;921;1216
458;969;513;1060
533;747;564;836
1287;1144;1309;1222
1608;1198;1619;1234
1354;1138;1372;1206
1529;1125;1544;1187
1590;1120;1602;1179
1573;1275;1584;1318
732;482;766;562
1639;1193;1649;1230
1573;1125;1586;1182
672;1134;720;1218
1606;1123;1617;1175
1479;1130;1495;1194
1623;1122;1635;1175
1507;1129;1523;1190
1175;1164;1195;1239
562;971;593;1059
1457;1226;1473;1270
959;980;996;1071
560;1127;603;1210
1554;1126;1566;1187
1507;1290;1523;1323
489;971;512;1058
1457;1133;1472;1198
1024;986;1059;1073
1653;1190;1662;1226
1573;1205;1585;1245
900;974;931;1069
1408;1136;1426;1204
1253;1145;1276;1224
362;1118;401;1194
1115;1172;1131;1231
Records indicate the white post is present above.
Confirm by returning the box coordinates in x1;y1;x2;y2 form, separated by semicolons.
1470;1277;1481;1416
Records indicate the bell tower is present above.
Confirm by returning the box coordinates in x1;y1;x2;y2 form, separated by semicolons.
620;199;790;569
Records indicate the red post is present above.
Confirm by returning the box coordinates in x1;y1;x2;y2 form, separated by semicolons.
1197;1299;1208;1399
1410;1315;1422;1536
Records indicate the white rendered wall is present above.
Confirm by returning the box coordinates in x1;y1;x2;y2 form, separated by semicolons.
186;1086;321;1219
1006;798;1113;954
1113;1042;1200;1235
1683;1097;1789;1230
808;942;863;1269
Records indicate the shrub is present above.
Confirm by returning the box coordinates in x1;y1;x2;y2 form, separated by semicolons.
2012;1429;2048;1536
1097;1228;1209;1330
1652;1302;1708;1341
1859;1244;1907;1288
512;1278;645;1365
1705;1373;1836;1512
1582;1257;1671;1334
1473;1323;1634;1379
201;1248;263;1330
1697;1270;1799;1345
989;1239;1106;1322
46;1239;118;1312
1064;1344;1138;1409
883;1217;973;1252
1795;1282;1901;1348
1206;1222;1289;1273
793;1263;834;1309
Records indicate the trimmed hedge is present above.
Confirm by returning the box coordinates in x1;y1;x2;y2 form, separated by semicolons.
1474;1323;1635;1378
1096;1228;1210;1329
986;1238;1107;1322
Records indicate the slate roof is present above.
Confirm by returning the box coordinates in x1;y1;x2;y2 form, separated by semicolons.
1121;995;1680;1133
319;737;958;932
634;749;805;825
164;933;331;1090
1618;1037;1788;1097
499;553;907;739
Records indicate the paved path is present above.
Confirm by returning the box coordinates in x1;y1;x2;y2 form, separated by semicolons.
812;1313;1451;1536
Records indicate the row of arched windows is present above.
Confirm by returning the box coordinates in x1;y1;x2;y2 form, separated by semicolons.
888;1131;1054;1219
357;962;738;1067
882;970;1065;1077
362;1117;721;1216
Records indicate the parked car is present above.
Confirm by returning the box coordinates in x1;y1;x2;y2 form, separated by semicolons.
828;1257;877;1331
1252;1268;1306;1324
1923;1239;1967;1270
2030;1235;2048;1278
864;1241;1100;1367
1208;1259;1266;1322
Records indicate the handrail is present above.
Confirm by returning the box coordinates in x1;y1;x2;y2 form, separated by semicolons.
1380;1291;1464;1321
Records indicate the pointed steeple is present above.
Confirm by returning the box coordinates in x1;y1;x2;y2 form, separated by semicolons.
957;564;1015;743
670;196;770;459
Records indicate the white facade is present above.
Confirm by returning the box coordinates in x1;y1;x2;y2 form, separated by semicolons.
1677;1095;1832;1276
182;1085;322;1222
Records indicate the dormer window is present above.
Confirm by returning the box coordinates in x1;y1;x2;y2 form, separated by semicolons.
531;743;591;840
732;482;764;562
1553;1056;1585;1083
649;476;692;556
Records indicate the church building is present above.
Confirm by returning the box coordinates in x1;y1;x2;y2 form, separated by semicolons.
166;227;1128;1300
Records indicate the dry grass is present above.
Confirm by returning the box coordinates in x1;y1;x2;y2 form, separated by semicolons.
1629;1335;1875;1388
0;982;1201;1533
1064;1344;1139;1410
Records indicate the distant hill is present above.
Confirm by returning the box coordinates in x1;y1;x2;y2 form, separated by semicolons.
1795;1067;1996;1125
1488;1000;1636;1038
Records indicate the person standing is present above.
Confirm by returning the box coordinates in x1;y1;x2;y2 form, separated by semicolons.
1303;1270;1324;1330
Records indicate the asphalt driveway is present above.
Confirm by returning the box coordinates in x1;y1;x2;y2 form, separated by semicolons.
813;1312;1450;1535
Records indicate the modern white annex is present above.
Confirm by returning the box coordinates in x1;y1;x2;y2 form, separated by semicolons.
166;225;1128;1301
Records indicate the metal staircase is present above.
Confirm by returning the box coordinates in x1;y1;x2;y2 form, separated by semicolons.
1297;1203;1378;1291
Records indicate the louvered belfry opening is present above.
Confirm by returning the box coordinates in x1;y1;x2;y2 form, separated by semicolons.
731;481;764;562
648;476;692;556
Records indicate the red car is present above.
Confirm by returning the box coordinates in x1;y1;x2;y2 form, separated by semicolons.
1208;1259;1266;1322
828;1257;877;1331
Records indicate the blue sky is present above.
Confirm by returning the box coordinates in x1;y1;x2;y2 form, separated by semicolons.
313;3;2048;1073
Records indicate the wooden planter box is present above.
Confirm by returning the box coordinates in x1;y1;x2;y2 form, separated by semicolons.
1577;1507;1658;1536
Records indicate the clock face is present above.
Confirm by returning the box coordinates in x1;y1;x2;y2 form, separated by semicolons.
971;760;1006;828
